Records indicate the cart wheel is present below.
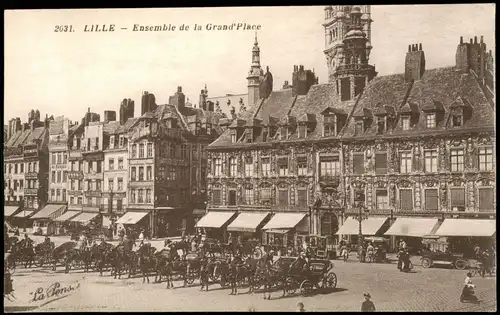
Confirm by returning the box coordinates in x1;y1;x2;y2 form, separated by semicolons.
185;270;197;284
286;277;297;294
421;258;432;268
455;259;468;270
326;272;337;289
300;280;313;296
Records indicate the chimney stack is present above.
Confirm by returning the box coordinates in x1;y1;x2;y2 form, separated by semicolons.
455;35;471;72
120;98;135;125
408;45;411;52
460;36;463;45
104;110;117;123
168;86;186;111
405;43;426;82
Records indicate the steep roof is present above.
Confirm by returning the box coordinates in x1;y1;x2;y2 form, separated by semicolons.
206;93;248;117
103;121;121;134
255;89;296;125
341;67;494;138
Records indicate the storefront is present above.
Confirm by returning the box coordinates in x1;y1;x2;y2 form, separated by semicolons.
226;212;271;242
261;212;310;252
195;211;237;242
433;218;496;258
31;204;66;236
155;207;192;238
384;217;440;253
336;217;390;246
53;210;81;235
12;210;35;233
69;212;101;229
116;211;150;237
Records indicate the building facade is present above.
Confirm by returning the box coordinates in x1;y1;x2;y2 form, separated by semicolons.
206;5;496;248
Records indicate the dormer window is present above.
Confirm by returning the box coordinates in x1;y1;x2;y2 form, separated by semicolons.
401;116;411;131
355;121;364;135
110;136;115;149
426;113;436;128
323;114;337;137
298;124;307;139
207;123;212;135
195;122;201;135
262;127;269;142
280;127;288;141
452;114;463;127
230;130;237;143
377;116;386;134
246;129;253;143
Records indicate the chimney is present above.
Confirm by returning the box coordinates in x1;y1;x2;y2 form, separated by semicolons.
474;36;477;44
199;89;207;111
455;35;471;72
104;110;116;123
292;65;316;96
168;86;186;111
405;43;426;82
120;98;135;125
408;45;411;52
30;120;35;131
479;41;486;80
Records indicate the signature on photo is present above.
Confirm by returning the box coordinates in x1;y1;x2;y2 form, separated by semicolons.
29;281;81;303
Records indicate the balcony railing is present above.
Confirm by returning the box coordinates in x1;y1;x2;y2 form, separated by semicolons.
24;188;39;196
68;150;82;160
67;171;84;179
24;172;38;179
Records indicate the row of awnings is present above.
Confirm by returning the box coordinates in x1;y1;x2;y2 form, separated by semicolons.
336;217;496;238
196;211;309;234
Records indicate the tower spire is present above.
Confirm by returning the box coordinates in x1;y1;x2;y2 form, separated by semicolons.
254;32;258;45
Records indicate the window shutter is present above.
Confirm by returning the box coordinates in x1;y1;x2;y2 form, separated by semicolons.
375;153;387;174
353;154;365;174
424;189;439;211
450;188;465;207
478;188;494;212
400;189;413;210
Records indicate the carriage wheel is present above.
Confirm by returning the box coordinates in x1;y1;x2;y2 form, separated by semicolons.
251;276;262;291
455;259;468;270
325;272;337;289
286;277;297;294
185;270;197;284
421;258;432;268
299;280;314;297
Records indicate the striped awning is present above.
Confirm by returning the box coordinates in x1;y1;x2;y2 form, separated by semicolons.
5;206;19;217
31;204;66;220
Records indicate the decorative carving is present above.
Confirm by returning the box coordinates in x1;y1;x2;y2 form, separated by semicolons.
277;181;288;189
422;178;439;187
448;139;466;147
351;180;366;189
450;177;466;187
422;137;440;149
477;178;493;186
396;179;413;188
389;181;396;207
259;181;272;188
374;181;387;189
397;141;413;151
375;141;387;151
297;181;308;188
227;182;238;189
440;182;448;208
477;134;492;146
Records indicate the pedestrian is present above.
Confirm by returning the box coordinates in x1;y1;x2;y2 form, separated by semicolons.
361;293;376;312
366;242;375;263
199;256;210;291
460;272;478;303
397;248;404;271
474;244;481;259
296;302;305;312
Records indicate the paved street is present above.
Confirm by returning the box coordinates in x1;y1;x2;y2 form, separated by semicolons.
5;255;496;312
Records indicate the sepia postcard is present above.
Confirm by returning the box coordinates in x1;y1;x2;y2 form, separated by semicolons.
3;4;496;312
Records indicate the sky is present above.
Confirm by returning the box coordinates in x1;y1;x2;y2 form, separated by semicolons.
4;4;495;123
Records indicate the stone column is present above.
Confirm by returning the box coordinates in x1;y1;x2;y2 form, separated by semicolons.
414;178;421;210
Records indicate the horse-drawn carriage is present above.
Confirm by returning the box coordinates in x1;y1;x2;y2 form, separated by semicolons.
285;259;338;296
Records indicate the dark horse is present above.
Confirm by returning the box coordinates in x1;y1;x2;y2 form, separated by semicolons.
107;245;137;279
136;244;156;283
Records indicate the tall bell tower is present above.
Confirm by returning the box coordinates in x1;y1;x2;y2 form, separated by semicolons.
247;34;264;107
323;5;376;101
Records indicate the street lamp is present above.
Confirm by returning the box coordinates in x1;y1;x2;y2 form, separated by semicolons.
355;201;369;262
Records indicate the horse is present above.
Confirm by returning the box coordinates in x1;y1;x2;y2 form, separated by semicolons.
136;244;156;284
107;245;137;279
16;239;36;268
90;242;114;276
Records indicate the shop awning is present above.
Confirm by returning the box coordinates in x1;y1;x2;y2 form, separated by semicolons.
266;229;290;234
193;209;207;216
5;206;19;217
336;217;388;236
227;212;270;233
196;211;236;229
31;204;66;220
54;211;81;222
434;219;496;237
14;210;34;218
70;212;100;224
116;211;149;225
262;213;307;231
384;218;439;237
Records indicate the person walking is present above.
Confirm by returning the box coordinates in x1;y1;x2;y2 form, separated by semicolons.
366;242;375;263
361;293;376;312
296;302;305;312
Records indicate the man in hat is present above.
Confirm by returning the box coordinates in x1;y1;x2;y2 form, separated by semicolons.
289;252;309;277
361;293;376;312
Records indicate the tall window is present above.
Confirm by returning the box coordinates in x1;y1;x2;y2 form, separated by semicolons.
320;155;340;178
97;161;102;173
56;189;61;201
63;171;67;183
131;144;137;158
181;145;187;159
214;158;222;176
375;153;387;174
20;163;24;173
400;152;412;173
212;189;222;205
117;178;123;191
278;158;289;176
109;159;114;171
131;167;136;181
297;189;307;208
353;153;365;174
399;189;413;211
450;149;464;172
424;189;439;211
108;179;114;191
244;157;254;177
139;144;144;158
355;121;363;135
51;171;56;183
377;116;386;134
57;171;62;183
478;147;493;171
297;157;308;176
147;166;152;180
424;150;438;172
261;158;271;176
376;190;389;210
146;189;152;203
96;180;101;191
278;189;289;208
229;157;237;176
450;188;465;212
147;143;153;157
452;114;463;127
57;153;62;164
323;115;336;137
117;199;123;211
138;189;144;203
228;190;237;205
245;188;254;204
139;167;144;181
260;188;271;204
402;116;410;131
130;189;136;203
478;188;494;212
51;153;56;165
231;131;237;143
118;158;124;170
426;113;436;128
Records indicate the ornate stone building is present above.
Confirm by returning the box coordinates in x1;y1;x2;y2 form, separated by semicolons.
206;6;495;247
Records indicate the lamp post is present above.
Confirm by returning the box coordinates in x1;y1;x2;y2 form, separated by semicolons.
356;201;368;262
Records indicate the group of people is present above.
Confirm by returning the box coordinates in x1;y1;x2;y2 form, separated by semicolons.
396;240;412;272
473;245;495;277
